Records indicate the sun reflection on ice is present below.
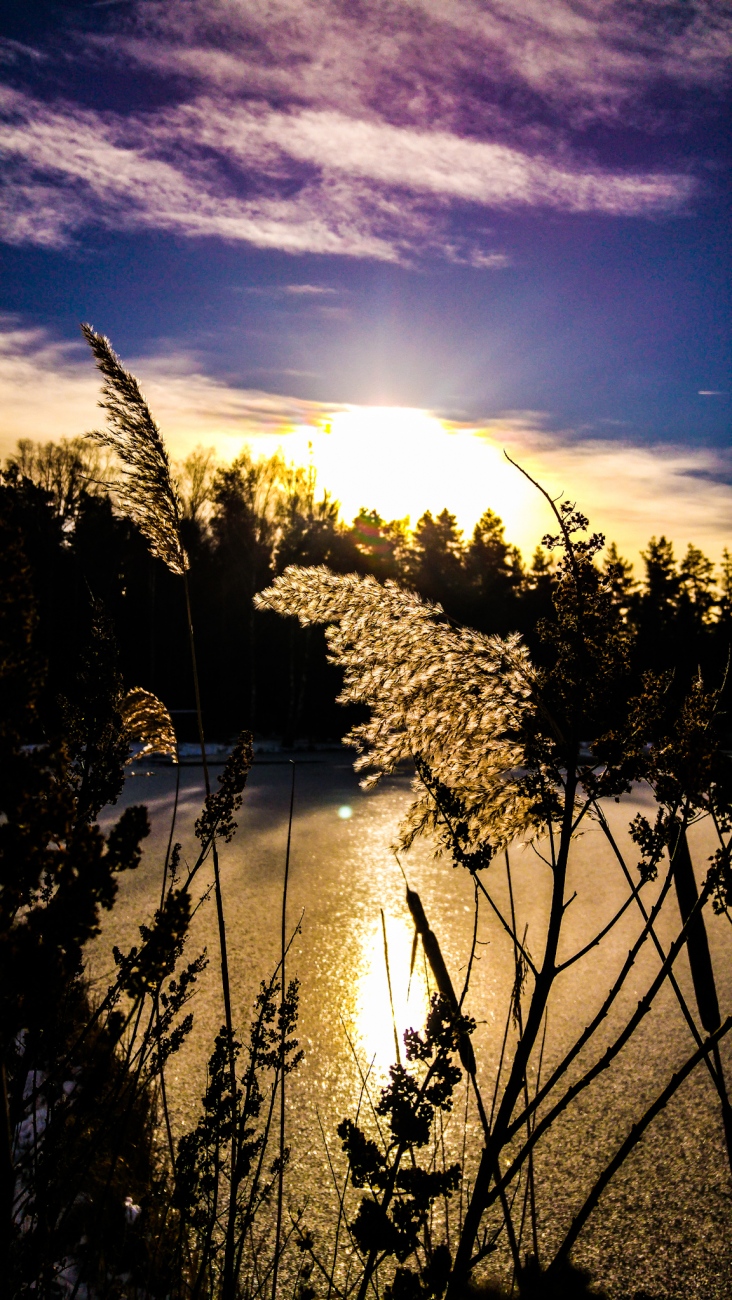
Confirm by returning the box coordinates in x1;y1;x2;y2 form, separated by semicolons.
350;912;430;1076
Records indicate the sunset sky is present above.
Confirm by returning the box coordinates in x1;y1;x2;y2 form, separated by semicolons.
1;1;730;562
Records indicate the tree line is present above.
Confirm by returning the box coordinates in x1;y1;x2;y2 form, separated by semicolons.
3;435;731;744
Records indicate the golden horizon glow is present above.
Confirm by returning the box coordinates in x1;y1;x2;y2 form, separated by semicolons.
1;324;730;566
260;404;540;545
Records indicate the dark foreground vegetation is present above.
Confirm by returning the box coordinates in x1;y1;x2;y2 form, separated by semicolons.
1;327;731;1298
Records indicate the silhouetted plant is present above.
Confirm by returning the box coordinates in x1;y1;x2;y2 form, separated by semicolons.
257;463;732;1298
174;973;303;1298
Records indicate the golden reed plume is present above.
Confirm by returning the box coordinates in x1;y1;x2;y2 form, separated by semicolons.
121;687;177;762
81;324;188;575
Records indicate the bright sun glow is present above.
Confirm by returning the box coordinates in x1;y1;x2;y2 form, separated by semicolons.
4;326;732;565
266;405;540;547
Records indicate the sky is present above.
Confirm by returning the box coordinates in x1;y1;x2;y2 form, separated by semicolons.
0;0;730;563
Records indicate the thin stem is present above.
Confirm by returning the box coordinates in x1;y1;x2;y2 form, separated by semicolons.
504;453;581;587
184;568;239;1300
489;998;514;1135
160;751;181;910
459;881;481;1009
474;876;539;981
506;852;538;1265
552;1015;732;1266
418;767;536;978
326;1061;373;1300
480;873;718;1220
381;910;402;1065
271;761;296;1300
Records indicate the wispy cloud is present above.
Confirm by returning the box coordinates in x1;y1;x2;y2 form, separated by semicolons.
0;319;342;460
120;1;732;129
480;416;732;563
284;284;338;296
0;37;45;66
0;83;695;261
1;320;729;564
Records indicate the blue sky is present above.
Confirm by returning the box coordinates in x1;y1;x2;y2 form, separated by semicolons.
0;1;730;559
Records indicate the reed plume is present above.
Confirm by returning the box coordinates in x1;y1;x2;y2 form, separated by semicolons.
255;566;537;854
81;324;188;575
121;687;178;762
81;325;241;1263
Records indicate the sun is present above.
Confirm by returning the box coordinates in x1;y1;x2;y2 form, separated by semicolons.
284;404;538;543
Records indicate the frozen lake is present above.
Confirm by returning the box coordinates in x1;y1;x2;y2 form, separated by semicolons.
94;753;732;1299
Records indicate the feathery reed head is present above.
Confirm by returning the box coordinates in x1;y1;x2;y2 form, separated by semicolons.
81;324;188;575
255;566;538;853
121;688;178;762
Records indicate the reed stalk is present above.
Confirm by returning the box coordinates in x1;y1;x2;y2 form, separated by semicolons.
81;326;243;1289
505;852;538;1267
381;910;402;1066
270;761;296;1300
183;568;241;1300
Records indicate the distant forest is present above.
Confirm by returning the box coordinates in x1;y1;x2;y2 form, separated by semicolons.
3;436;731;744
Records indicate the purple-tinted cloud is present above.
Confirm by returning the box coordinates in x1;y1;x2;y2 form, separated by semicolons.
0;2;728;260
118;0;732;131
0;81;696;262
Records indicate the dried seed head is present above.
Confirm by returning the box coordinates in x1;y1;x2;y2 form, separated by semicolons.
121;688;177;762
81;324;188;575
255;567;538;852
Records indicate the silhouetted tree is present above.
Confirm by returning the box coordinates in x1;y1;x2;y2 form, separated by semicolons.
175;444;218;525
6;437;107;525
407;509;466;612
464;507;523;632
3;436;730;745
350;508;409;581
602;542;635;615
208;450;283;728
679;543;717;626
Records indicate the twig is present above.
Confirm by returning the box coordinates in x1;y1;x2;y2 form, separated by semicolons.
555;882;644;973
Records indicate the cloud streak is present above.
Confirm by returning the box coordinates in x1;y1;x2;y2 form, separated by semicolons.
122;0;732;129
0;82;696;261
